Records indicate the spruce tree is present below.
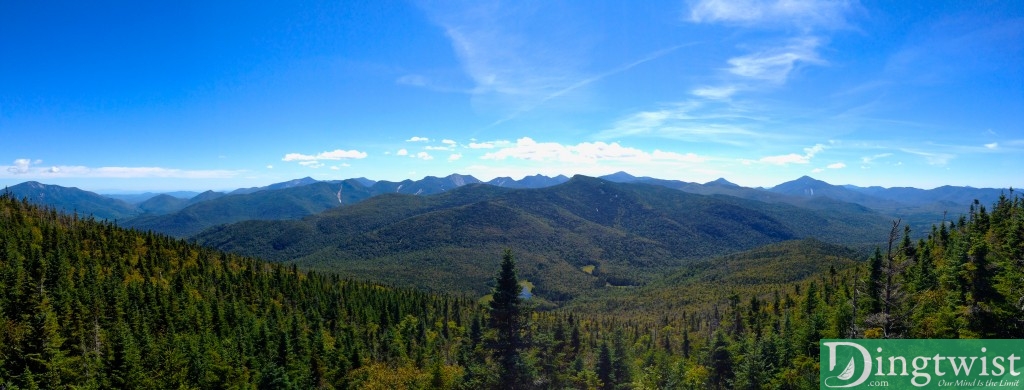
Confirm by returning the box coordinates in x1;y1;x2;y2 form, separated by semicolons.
488;249;526;388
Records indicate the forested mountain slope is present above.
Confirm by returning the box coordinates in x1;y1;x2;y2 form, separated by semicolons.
124;180;371;237
196;176;892;303
5;181;140;221
567;238;863;316
1;188;1021;388
0;193;490;388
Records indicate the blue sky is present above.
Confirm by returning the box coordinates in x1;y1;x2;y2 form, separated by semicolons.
1;0;1021;192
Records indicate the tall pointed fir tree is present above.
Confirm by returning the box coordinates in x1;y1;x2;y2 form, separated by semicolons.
488;249;528;389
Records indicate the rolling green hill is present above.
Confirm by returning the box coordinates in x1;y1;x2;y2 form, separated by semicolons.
195;176;892;304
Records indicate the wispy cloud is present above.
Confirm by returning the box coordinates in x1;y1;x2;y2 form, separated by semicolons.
827;162;846;169
596;101;766;146
468;140;510;149
595;0;860;153
420;2;684;126
860;153;893;164
283;149;368;162
421;1;579;107
487;45;687;127
692;85;740;100
900;148;955;166
758;143;827;165
481;137;707;164
1;159;242;179
727;37;824;84
688;0;859;31
406;136;430;142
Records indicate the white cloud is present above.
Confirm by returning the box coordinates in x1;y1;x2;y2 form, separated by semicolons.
597;102;762;146
442;139;457;145
266;165;274;169
812;168;824;173
760;153;810;165
425;145;454;151
652;150;708;163
282;149;367;169
758;143;827;165
415;152;434;160
282;149;367;161
985;142;998;149
397;149;409;156
406;136;430;142
448;153;463;162
688;0;858;30
0;162;242;179
727;38;825;84
804;143;826;158
827;162;846;169
692;85;739;100
468;140;511;149
861;153;892;164
901;149;955;166
7;158;31;174
480;137;708;165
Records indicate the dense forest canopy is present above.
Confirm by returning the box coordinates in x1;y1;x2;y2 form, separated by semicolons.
0;190;1021;388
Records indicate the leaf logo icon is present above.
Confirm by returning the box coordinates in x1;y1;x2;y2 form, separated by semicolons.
837;357;855;380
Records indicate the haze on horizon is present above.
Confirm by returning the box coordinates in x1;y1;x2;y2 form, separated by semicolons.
2;1;1021;192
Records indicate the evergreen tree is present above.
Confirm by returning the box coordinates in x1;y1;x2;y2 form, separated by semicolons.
596;341;614;390
487;249;527;389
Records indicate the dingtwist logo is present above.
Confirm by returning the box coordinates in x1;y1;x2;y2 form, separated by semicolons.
823;341;873;388
820;339;1023;389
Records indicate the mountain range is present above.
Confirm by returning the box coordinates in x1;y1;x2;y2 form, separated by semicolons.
4;173;1010;230
2;173;1017;307
193;176;893;302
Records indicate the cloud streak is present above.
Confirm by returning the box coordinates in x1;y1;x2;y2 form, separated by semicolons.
758;143;827;165
282;149;368;162
488;44;688;127
688;0;858;30
481;137;707;164
596;101;766;146
727;37;824;83
1;159;242;179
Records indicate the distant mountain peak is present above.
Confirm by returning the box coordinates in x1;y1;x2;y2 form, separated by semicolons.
774;176;831;189
600;171;639;183
444;173;480;187
794;175;825;183
705;178;739;187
